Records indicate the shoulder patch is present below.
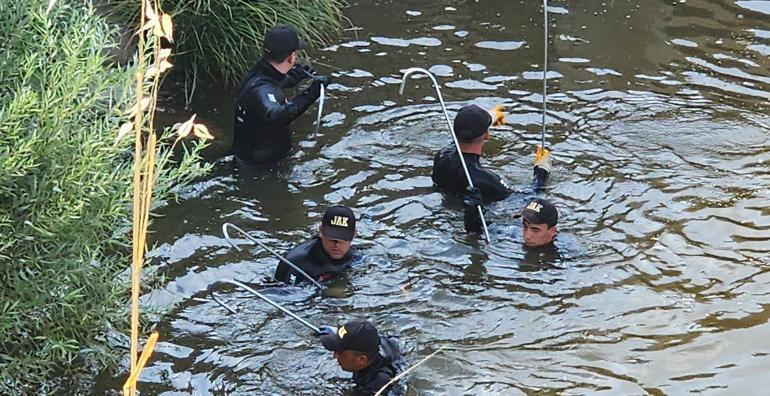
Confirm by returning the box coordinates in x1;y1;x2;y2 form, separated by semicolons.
267;93;277;102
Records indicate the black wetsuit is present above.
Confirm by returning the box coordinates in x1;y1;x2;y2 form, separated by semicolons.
274;237;355;285
353;336;406;396
432;145;511;203
232;59;318;163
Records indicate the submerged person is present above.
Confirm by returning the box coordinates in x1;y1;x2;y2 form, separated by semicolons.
274;205;359;285
465;197;558;247
318;319;406;396
432;104;552;204
233;24;331;163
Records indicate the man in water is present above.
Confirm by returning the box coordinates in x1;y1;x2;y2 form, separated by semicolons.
465;197;559;248
274;205;358;285
432;104;551;204
233;24;331;163
319;319;405;395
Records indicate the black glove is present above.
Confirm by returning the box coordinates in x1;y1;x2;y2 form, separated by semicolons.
284;64;315;87
463;186;483;208
314;325;337;337
304;75;332;99
463;186;484;234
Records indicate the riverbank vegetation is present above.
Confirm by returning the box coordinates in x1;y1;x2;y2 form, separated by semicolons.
108;0;346;86
0;1;210;391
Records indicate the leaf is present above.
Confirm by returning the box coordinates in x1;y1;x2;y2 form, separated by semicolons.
154;13;174;42
144;66;158;79
128;98;150;117
159;60;173;73
193;123;214;140
158;48;172;60
177;114;196;138
114;122;134;145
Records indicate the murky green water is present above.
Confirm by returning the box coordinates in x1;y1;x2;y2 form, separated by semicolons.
93;1;770;394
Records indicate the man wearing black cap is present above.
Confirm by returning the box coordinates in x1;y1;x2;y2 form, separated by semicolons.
432;104;511;203
274;205;358;285
233;24;331;163
319;319;405;395
465;197;559;248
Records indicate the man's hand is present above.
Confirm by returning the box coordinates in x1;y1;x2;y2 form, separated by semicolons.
463;186;483;208
464;186;484;234
306;75;332;99
284;64;315;87
314;325;337;337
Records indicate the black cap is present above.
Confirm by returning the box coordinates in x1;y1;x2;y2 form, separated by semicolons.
321;206;356;241
454;105;492;141
263;24;308;55
321;319;380;355
522;198;558;227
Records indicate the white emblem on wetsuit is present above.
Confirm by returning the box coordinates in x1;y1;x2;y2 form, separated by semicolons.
267;93;277;102
330;216;349;227
289;274;296;284
526;201;543;212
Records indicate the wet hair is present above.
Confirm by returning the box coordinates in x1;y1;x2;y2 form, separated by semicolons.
263;49;292;63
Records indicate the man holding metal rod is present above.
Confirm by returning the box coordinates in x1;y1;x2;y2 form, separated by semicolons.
318;319;406;396
232;24;331;163
274;205;359;285
432;104;552;204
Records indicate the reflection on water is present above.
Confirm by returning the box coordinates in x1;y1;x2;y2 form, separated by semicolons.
94;0;770;394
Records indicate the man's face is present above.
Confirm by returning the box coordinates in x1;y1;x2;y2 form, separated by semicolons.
522;219;557;248
319;229;353;259
332;350;369;372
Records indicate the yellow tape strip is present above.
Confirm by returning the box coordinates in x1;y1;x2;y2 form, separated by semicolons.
122;331;159;396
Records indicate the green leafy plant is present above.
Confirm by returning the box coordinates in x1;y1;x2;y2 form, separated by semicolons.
107;0;346;86
0;0;211;391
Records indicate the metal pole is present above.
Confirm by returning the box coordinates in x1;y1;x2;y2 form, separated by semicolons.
221;223;324;290
399;67;491;242
224;279;321;334
303;68;326;138
542;0;549;149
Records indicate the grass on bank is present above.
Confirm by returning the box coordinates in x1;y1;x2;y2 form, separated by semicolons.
107;0;346;87
0;1;211;391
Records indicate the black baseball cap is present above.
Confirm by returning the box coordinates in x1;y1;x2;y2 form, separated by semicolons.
522;198;558;227
321;319;380;356
263;24;308;55
320;206;356;241
454;105;493;141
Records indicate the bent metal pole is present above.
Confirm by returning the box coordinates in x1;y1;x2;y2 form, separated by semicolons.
224;279;321;334
303;68;326;138
399;67;491;242
221;223;324;290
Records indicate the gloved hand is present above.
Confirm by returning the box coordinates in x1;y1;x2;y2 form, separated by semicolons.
463;186;484;234
463;186;483;208
488;104;506;127
314;325;337;337
285;64;315;87
533;145;552;188
305;75;331;99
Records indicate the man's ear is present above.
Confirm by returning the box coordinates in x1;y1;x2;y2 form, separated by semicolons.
484;131;490;141
318;224;324;237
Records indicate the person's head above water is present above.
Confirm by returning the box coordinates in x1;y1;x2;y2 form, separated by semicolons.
454;104;493;155
320;319;380;372
521;198;558;248
262;24;307;73
319;205;356;260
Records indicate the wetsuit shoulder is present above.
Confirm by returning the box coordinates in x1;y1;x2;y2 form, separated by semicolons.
468;164;511;203
274;238;317;284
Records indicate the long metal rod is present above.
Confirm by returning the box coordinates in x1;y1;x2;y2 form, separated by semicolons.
399;67;491;242
541;0;549;149
225;279;321;334
315;85;325;137
221;223;324;290
303;68;326;138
